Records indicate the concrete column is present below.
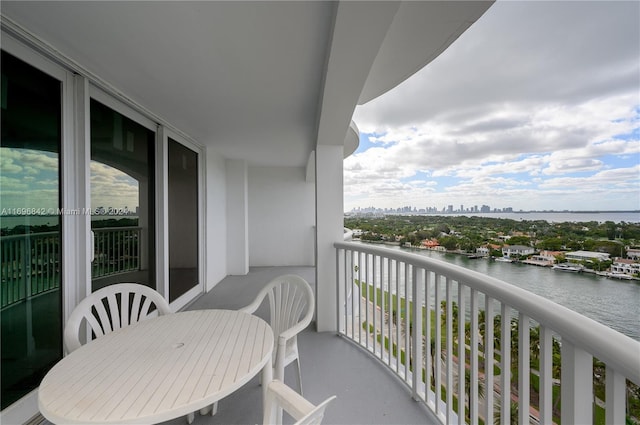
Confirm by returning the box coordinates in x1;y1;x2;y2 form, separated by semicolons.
226;159;249;275
315;145;343;332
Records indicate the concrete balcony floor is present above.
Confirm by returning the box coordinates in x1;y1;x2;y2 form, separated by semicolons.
161;266;440;425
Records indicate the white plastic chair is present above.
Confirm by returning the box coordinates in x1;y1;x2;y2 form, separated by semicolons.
263;380;335;425
240;274;314;394
63;283;172;353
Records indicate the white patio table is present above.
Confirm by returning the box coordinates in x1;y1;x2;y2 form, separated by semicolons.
38;309;274;424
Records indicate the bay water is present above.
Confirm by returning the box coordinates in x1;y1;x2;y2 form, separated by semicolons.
386;245;640;341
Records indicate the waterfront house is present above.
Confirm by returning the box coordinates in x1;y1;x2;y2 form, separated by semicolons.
476;246;490;257
422;239;441;249
1;2;638;425
501;244;535;258
477;243;501;257
610;258;640;277
565;250;612;263
627;247;640;261
522;250;561;267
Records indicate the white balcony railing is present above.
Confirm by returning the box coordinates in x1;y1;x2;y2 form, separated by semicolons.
335;241;640;425
1;227;142;308
92;226;142;278
1;232;60;308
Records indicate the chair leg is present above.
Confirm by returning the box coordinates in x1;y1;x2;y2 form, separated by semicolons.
295;357;303;396
187;412;195;424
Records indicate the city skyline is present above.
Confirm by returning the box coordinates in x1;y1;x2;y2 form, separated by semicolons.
350;204;515;214
347;1;640;213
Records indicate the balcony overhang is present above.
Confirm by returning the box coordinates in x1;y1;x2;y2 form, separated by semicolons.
357;1;493;105
1;1;493;169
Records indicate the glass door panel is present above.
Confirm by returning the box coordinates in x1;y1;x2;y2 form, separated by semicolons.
168;138;199;302
90;99;155;292
0;51;63;409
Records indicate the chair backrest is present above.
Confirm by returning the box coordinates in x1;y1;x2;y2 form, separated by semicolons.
244;274;314;345
64;283;171;353
264;380;335;425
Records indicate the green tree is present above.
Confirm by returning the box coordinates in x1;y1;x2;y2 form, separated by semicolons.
439;236;459;251
494;401;519;425
507;236;531;246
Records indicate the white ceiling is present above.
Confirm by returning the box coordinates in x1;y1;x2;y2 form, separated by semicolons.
1;1;493;167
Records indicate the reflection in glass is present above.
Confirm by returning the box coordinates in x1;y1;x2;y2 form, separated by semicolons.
0;51;63;409
90;100;155;292
168;139;199;301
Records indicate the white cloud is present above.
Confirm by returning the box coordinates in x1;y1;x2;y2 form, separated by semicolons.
347;1;640;211
90;161;139;210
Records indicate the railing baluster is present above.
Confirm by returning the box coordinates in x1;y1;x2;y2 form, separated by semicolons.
434;273;442;417
342;248;349;336
364;252;370;351
424;270;433;407
445;277;453;424
116;230;120;272
13;239;18;304
404;262;410;381
335;247;340;334
44;236;50;291
485;296;495;425
2;239;8;307
395;260;401;374
500;303;511;425
412;266;423;400
373;254;378;357
350;249;355;340
354;252;363;344
518;313;530;425
605;365;626;424
539;325;553;424
376;253;388;362
22;236;30;300
457;283;466;425
470;289;479;425
387;257;392;368
561;340;593;425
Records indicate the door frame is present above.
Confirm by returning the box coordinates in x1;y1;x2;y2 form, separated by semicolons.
0;31;74;425
159;128;206;311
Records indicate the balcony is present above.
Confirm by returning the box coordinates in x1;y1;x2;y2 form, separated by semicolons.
31;245;640;424
156;244;640;425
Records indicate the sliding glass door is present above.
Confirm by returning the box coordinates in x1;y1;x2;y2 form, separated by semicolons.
1;36;203;417
0;50;63;409
168;138;199;302
90;99;156;292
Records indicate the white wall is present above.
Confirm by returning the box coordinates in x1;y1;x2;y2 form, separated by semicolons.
205;148;228;291
248;166;315;266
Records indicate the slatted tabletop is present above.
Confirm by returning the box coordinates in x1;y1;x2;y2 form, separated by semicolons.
38;310;274;424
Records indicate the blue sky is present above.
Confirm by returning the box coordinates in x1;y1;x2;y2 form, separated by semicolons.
347;1;640;212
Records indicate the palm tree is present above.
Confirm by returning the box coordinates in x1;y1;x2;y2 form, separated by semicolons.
439;300;462;349
530;325;541;364
493;314;502;350
494;401;519;425
465;368;486;422
478;309;487;350
430;337;438;391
